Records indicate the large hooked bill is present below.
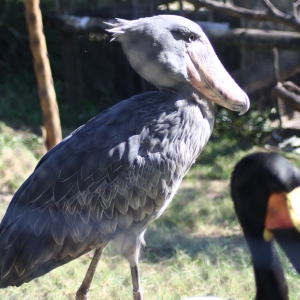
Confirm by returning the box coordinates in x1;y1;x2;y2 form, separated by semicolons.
186;37;250;115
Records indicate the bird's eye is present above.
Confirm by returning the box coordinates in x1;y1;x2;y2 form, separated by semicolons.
188;34;195;42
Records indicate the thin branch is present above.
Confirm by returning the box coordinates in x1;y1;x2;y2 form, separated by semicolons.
272;47;282;128
187;0;300;32
261;0;286;18
272;48;280;83
283;81;300;94
294;0;300;19
272;82;300;113
207;27;300;50
45;14;300;50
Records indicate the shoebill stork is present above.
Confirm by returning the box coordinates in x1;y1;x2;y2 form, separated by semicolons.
231;152;300;300
0;15;249;300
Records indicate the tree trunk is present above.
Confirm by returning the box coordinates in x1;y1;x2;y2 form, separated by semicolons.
24;0;62;150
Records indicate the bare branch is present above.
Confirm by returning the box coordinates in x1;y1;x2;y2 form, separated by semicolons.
272;82;300;112
187;0;300;31
206;27;300;50
283;81;300;94
261;0;286;18
45;15;300;50
294;0;300;19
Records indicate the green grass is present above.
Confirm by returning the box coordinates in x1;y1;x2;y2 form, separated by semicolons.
0;122;44;193
1;178;300;299
191;137;300;181
1;125;300;299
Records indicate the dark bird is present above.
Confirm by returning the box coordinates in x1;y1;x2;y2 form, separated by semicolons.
0;15;249;300
231;152;300;300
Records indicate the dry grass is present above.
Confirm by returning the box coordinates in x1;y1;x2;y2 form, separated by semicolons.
1;122;300;299
1;179;300;300
0;122;43;194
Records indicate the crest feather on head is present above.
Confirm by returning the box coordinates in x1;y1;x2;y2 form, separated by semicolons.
105;18;135;41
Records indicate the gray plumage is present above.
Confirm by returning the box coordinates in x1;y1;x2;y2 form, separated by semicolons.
0;15;249;300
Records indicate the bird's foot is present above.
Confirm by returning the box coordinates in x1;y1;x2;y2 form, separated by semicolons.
133;290;143;300
76;288;90;300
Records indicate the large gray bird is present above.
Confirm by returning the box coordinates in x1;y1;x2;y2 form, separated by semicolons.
0;15;249;300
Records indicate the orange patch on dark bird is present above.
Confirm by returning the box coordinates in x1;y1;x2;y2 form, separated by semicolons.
265;192;294;230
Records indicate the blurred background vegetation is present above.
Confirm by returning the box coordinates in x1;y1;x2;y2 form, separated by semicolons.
0;0;298;134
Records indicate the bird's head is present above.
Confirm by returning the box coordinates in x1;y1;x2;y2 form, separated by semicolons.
231;152;300;242
106;15;249;115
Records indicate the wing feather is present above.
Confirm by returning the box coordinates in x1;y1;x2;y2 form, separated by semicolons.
0;91;191;287
79;205;91;224
1;217;24;250
64;208;77;226
27;209;40;228
29;225;50;268
28;184;54;212
114;194;129;215
1;215;31;278
33;210;49;236
93;168;107;183
14;231;39;277
77;172;94;194
103;200;115;219
54;173;77;201
27;160;62;202
75;217;93;242
81;151;102;180
50;212;68;245
59;152;85;182
129;190;140;210
143;195;155;215
90;202;103;222
37;231;60;264
117;209;133;229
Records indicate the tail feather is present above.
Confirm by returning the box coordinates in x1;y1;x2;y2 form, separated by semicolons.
1;216;32;279
14;231;39;277
0;213;108;288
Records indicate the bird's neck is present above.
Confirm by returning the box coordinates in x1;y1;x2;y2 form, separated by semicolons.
273;228;300;274
135;89;213;176
245;235;288;300
160;86;215;121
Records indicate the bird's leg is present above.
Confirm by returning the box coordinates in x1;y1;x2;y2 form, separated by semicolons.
114;232;146;300
130;264;143;300
76;247;103;300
